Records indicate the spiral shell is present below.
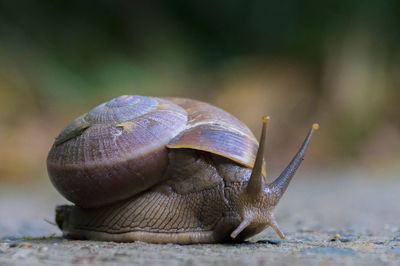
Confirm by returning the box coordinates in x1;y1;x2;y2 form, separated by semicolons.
47;95;187;207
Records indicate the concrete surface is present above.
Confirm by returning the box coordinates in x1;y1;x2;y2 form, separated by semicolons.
0;167;399;265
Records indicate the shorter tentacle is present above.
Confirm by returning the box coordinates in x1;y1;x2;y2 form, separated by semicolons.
268;214;285;239
230;219;251;239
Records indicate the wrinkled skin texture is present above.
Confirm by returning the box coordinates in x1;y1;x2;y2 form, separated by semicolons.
57;150;273;244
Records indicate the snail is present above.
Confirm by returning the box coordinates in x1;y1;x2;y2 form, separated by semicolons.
47;95;319;244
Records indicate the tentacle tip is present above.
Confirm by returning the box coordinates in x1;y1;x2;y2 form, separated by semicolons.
263;116;271;123
312;123;320;131
230;219;250;239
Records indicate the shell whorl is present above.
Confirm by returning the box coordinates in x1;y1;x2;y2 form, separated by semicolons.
47;95;187;208
86;95;157;124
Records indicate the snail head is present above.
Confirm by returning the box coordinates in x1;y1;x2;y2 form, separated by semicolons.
230;117;319;240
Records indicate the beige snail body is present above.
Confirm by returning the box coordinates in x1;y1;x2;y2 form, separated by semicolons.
48;95;318;244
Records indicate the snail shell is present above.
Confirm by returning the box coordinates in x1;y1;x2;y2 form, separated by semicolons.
47;95;259;208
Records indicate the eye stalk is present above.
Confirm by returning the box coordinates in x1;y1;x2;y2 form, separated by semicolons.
269;122;319;206
246;116;270;197
231;118;319;240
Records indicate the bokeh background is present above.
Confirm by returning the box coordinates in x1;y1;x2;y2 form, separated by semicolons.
0;0;399;184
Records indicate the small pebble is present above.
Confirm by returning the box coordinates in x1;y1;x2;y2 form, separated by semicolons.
329;233;356;243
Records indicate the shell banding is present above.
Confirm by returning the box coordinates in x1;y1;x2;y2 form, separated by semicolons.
47;95;260;208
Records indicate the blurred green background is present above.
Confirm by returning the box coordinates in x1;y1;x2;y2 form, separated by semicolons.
0;0;399;182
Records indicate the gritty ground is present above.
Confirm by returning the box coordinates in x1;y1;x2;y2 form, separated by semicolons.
0;166;399;265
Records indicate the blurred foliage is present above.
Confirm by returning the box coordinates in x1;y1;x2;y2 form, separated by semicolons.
0;0;399;180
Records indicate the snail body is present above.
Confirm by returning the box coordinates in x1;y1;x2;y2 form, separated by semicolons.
48;95;318;244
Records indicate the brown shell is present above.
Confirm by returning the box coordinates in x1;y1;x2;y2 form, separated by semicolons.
166;98;259;169
47;95;187;208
